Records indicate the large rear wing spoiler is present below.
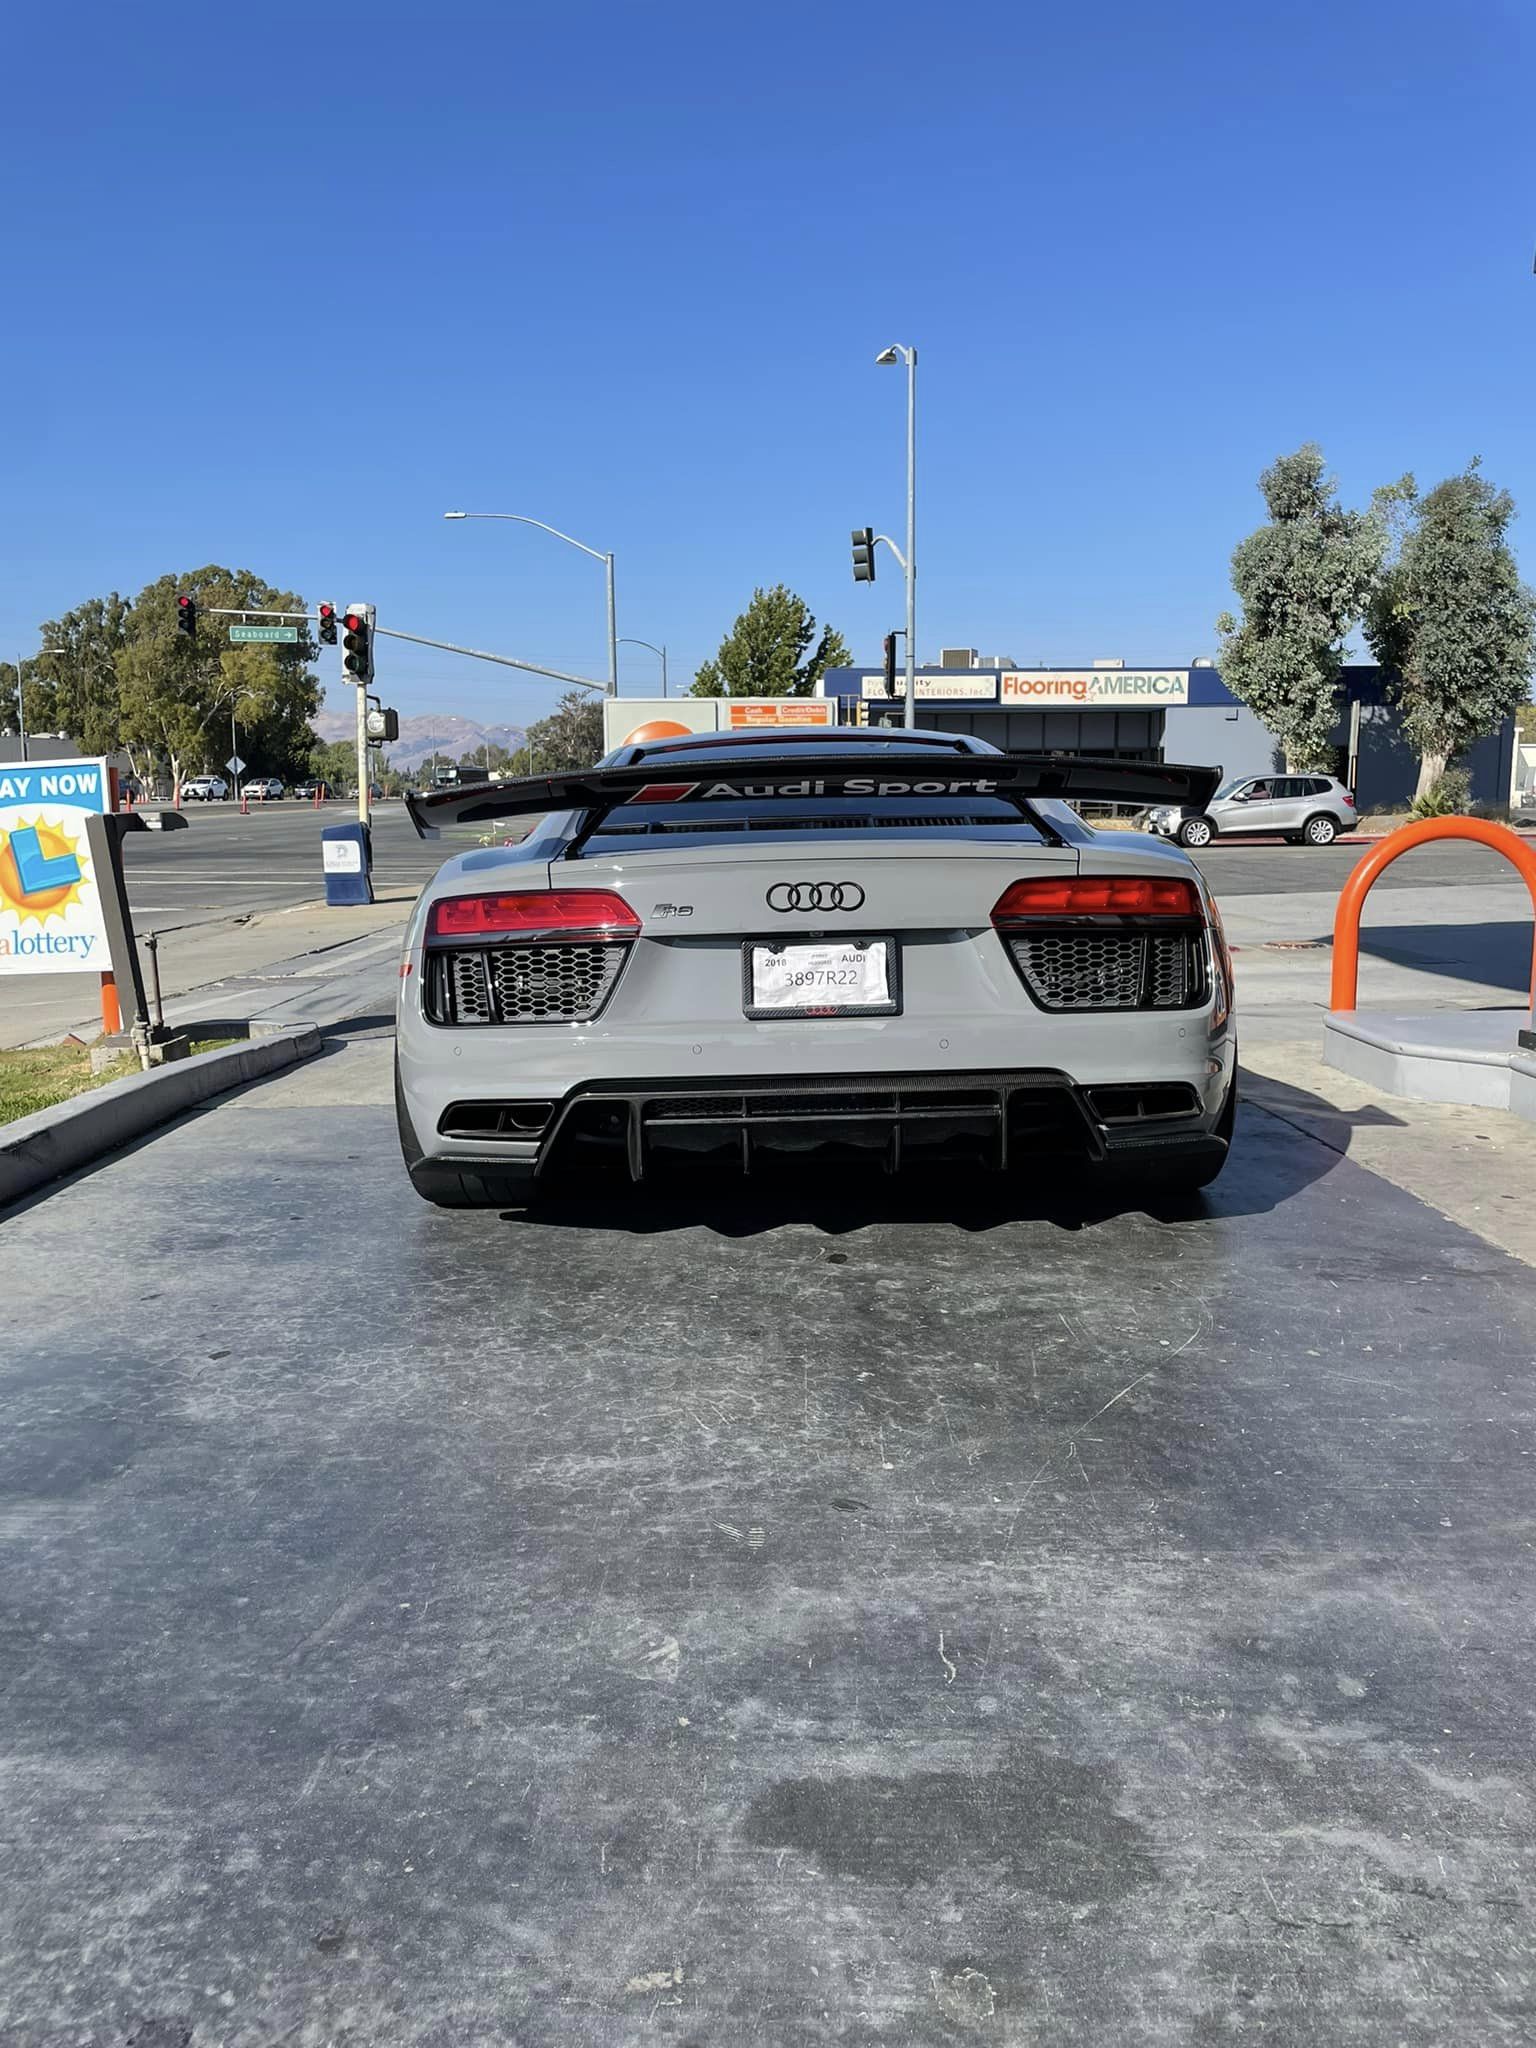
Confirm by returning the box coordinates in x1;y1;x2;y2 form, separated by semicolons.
405;751;1222;842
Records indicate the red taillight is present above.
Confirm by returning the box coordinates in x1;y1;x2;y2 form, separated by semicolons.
429;889;640;938
1343;791;1356;807
991;875;1202;922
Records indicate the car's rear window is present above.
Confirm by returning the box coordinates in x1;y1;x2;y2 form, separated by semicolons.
588;793;1038;842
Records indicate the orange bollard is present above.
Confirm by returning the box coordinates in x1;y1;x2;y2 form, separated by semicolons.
100;972;122;1036
1330;815;1536;1014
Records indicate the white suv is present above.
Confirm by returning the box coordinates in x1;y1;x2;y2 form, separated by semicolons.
182;776;229;802
1149;774;1358;848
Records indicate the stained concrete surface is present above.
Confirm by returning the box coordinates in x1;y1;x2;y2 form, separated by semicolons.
2;1031;1536;2044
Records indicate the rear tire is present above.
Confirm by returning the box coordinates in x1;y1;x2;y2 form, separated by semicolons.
1303;813;1338;845
1177;816;1214;848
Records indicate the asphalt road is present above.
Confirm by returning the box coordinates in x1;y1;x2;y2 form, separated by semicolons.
3;1028;1535;2042
122;802;1531;925
121;800;447;927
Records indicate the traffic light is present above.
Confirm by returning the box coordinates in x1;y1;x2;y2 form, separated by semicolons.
366;707;400;743
342;603;375;684
176;594;197;641
851;528;876;582
317;602;337;646
381;707;399;743
883;631;898;698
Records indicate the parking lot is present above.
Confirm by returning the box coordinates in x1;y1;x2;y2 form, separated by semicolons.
4;1010;1536;2043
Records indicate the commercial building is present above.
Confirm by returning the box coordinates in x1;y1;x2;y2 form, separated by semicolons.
817;655;1522;812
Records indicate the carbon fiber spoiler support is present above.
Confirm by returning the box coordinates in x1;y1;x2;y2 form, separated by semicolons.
404;751;1222;842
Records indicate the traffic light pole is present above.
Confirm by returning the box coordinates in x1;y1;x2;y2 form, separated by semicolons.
356;669;370;832
903;348;916;728
371;625;606;693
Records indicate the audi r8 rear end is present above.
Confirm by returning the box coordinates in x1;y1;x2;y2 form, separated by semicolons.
395;729;1236;1207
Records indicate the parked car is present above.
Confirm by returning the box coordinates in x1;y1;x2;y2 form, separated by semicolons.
395;727;1237;1209
182;776;229;801
1147;774;1357;848
245;777;285;801
292;779;335;801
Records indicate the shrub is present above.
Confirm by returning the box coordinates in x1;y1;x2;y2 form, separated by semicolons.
1408;768;1472;820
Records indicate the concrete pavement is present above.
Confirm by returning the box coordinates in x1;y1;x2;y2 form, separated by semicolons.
4;1024;1536;2043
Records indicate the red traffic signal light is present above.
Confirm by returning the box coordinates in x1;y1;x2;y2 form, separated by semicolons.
342;607;374;683
318;602;337;645
176;594;197;640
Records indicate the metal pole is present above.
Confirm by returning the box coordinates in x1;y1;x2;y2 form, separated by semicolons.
231;709;238;805
15;654;26;764
662;645;668;697
606;554;618;698
905;348;917;729
1347;696;1362;798
356;681;370;830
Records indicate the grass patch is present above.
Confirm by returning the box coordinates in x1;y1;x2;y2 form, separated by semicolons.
0;1033;247;1127
0;1042;137;1126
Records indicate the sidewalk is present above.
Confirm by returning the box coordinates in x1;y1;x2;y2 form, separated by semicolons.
4;894;414;1049
1228;875;1535;1264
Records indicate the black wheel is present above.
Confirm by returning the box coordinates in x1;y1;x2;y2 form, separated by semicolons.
1177;816;1214;848
1303;813;1338;846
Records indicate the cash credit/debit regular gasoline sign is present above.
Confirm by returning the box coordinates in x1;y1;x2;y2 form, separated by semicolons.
0;757;112;976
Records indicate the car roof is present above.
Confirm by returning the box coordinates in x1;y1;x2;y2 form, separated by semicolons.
606;724;995;766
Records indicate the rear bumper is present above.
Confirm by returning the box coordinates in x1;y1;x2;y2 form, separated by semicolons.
400;1066;1233;1184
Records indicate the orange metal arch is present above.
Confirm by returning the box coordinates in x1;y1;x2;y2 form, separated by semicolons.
1330;815;1536;1013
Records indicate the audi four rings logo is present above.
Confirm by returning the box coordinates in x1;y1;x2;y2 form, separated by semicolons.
766;881;866;913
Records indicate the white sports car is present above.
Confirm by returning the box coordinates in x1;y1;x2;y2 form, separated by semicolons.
396;726;1235;1207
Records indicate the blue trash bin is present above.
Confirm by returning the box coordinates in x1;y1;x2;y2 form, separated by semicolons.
321;821;373;906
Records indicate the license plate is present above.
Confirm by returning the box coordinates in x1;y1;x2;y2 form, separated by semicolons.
744;938;898;1018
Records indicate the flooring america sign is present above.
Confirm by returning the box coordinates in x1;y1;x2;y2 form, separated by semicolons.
0;758;112;974
1001;670;1190;706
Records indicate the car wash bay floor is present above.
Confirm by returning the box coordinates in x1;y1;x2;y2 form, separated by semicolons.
1;1026;1533;2045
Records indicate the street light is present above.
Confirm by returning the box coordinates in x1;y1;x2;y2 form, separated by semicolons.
619;636;668;696
12;646;65;763
444;510;618;696
875;344;917;727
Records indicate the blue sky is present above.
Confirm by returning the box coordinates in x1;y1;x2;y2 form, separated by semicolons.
3;0;1533;727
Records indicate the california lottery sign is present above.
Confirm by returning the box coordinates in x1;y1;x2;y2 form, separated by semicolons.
0;757;112;976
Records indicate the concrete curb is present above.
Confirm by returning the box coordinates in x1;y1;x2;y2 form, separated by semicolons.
0;1025;323;1210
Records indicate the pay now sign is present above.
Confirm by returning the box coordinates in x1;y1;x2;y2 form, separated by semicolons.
0;758;112;976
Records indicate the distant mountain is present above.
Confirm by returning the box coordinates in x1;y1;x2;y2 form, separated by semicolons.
309;711;528;772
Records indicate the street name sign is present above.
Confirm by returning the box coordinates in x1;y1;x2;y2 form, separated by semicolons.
229;624;299;644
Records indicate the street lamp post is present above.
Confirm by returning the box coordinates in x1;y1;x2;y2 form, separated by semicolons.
444;510;618;695
875;345;917;727
14;646;66;763
619;637;668;696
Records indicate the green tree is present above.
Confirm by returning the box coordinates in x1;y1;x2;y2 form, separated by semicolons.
117;568;321;788
690;585;852;698
1365;462;1536;801
0;657;66;746
34;593;133;757
526;690;604;771
1216;445;1388;769
307;739;357;790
